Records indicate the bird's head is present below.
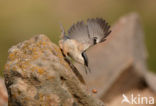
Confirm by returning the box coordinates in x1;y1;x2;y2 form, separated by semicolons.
59;38;87;64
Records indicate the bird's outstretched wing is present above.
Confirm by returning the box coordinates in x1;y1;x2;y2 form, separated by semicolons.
67;18;111;45
87;18;111;43
68;21;90;44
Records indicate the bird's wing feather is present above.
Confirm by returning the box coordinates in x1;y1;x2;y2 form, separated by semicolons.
68;21;90;44
67;18;111;45
87;18;111;43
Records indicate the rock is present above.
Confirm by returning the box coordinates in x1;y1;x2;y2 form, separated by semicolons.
75;13;149;102
4;35;104;106
0;78;8;106
145;72;156;92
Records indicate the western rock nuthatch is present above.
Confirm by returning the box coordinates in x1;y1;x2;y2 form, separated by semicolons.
59;18;111;73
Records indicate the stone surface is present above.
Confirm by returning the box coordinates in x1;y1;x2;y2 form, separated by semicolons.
0;77;8;106
75;13;149;102
145;72;156;92
4;35;104;106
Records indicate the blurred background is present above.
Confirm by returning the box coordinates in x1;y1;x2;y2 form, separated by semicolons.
0;0;156;75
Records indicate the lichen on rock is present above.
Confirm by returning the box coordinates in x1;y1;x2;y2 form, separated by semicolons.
4;35;104;106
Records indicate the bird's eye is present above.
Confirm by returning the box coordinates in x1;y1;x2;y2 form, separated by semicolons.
67;52;71;57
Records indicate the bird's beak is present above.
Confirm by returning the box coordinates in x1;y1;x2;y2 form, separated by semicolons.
81;51;88;67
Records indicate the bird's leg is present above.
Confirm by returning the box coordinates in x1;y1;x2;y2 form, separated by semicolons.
84;66;91;74
84;66;88;74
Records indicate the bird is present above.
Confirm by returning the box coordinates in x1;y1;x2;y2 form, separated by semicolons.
59;18;111;74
